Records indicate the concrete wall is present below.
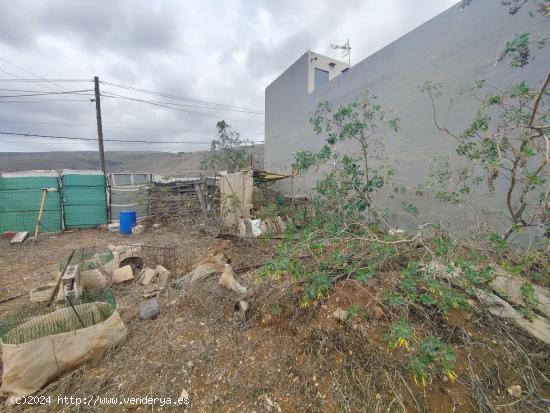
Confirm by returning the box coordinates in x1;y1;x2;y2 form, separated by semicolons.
264;0;550;237
307;51;349;93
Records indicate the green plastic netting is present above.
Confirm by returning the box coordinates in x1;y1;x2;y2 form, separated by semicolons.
0;174;62;233
58;248;114;272
0;289;117;345
62;173;108;229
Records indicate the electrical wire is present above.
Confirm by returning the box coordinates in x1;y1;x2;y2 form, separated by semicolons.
0;59;91;103
0;90;93;98
0;78;91;82
0;99;92;103
0;76;264;113
0;119;264;134
99;80;263;113
0;131;264;145
0;88;87;93
0;62;264;123
100;91;263;124
99;91;263;114
0;57;85;90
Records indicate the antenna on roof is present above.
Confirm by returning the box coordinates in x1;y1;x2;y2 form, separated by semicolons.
330;38;351;66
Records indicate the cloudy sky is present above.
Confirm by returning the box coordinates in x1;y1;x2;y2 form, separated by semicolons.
0;0;457;153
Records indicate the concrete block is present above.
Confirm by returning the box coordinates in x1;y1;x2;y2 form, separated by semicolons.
79;269;108;290
113;265;134;284
139;268;157;286
30;284;60;303
62;264;80;281
103;252;120;274
155;265;171;288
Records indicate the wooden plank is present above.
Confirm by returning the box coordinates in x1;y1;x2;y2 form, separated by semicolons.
48;249;76;305
0;293;25;304
10;231;29;244
195;182;208;223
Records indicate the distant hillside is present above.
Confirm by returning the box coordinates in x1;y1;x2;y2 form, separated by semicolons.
0;145;264;174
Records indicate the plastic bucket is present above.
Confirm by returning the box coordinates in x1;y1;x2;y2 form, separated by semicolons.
119;210;137;235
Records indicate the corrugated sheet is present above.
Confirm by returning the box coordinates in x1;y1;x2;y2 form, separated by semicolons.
62;171;107;229
109;173;150;186
0;172;62;233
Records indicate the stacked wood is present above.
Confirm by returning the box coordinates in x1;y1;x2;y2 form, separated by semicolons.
147;179;217;224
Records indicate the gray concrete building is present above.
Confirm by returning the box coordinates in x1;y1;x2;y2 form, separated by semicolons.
264;0;550;237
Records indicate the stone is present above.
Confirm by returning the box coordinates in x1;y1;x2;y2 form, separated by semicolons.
179;387;189;401
234;300;250;321
507;385;521;398
132;224;144;235
263;395;281;412
139;298;159;320
333;308;346;322
113;265;134;284
491;274;550;319
476;289;550;346
219;264;247;294
139;268;157;286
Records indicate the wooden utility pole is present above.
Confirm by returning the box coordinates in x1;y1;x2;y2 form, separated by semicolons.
94;76;106;173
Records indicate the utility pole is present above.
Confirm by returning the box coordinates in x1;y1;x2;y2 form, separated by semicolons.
94;76;106;174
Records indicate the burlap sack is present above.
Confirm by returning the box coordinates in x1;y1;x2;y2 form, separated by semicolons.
1;303;127;396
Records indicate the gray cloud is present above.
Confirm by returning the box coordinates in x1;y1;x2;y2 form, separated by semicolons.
0;0;456;153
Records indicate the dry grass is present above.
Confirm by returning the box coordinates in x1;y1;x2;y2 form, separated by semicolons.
0;225;549;412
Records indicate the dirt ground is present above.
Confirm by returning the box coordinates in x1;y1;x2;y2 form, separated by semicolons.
0;224;548;412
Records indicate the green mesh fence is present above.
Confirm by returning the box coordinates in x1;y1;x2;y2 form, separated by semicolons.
0;173;62;233
0;175;59;191
0;288;117;345
62;174;105;187
58;248;114;272
62;173;108;229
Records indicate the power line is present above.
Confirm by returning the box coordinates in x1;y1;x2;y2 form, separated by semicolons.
0;88;263;123
0;89;93;98
0;119;264;134
99;80;263;113
0;99;92;103
0;57;86;91
99;90;263;114
0;76;264;113
0;78;91;82
0;131;264;145
100;91;263;124
0;59;91;103
0;88;88;93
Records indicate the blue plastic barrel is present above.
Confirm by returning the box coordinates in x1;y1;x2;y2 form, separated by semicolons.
119;210;137;235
